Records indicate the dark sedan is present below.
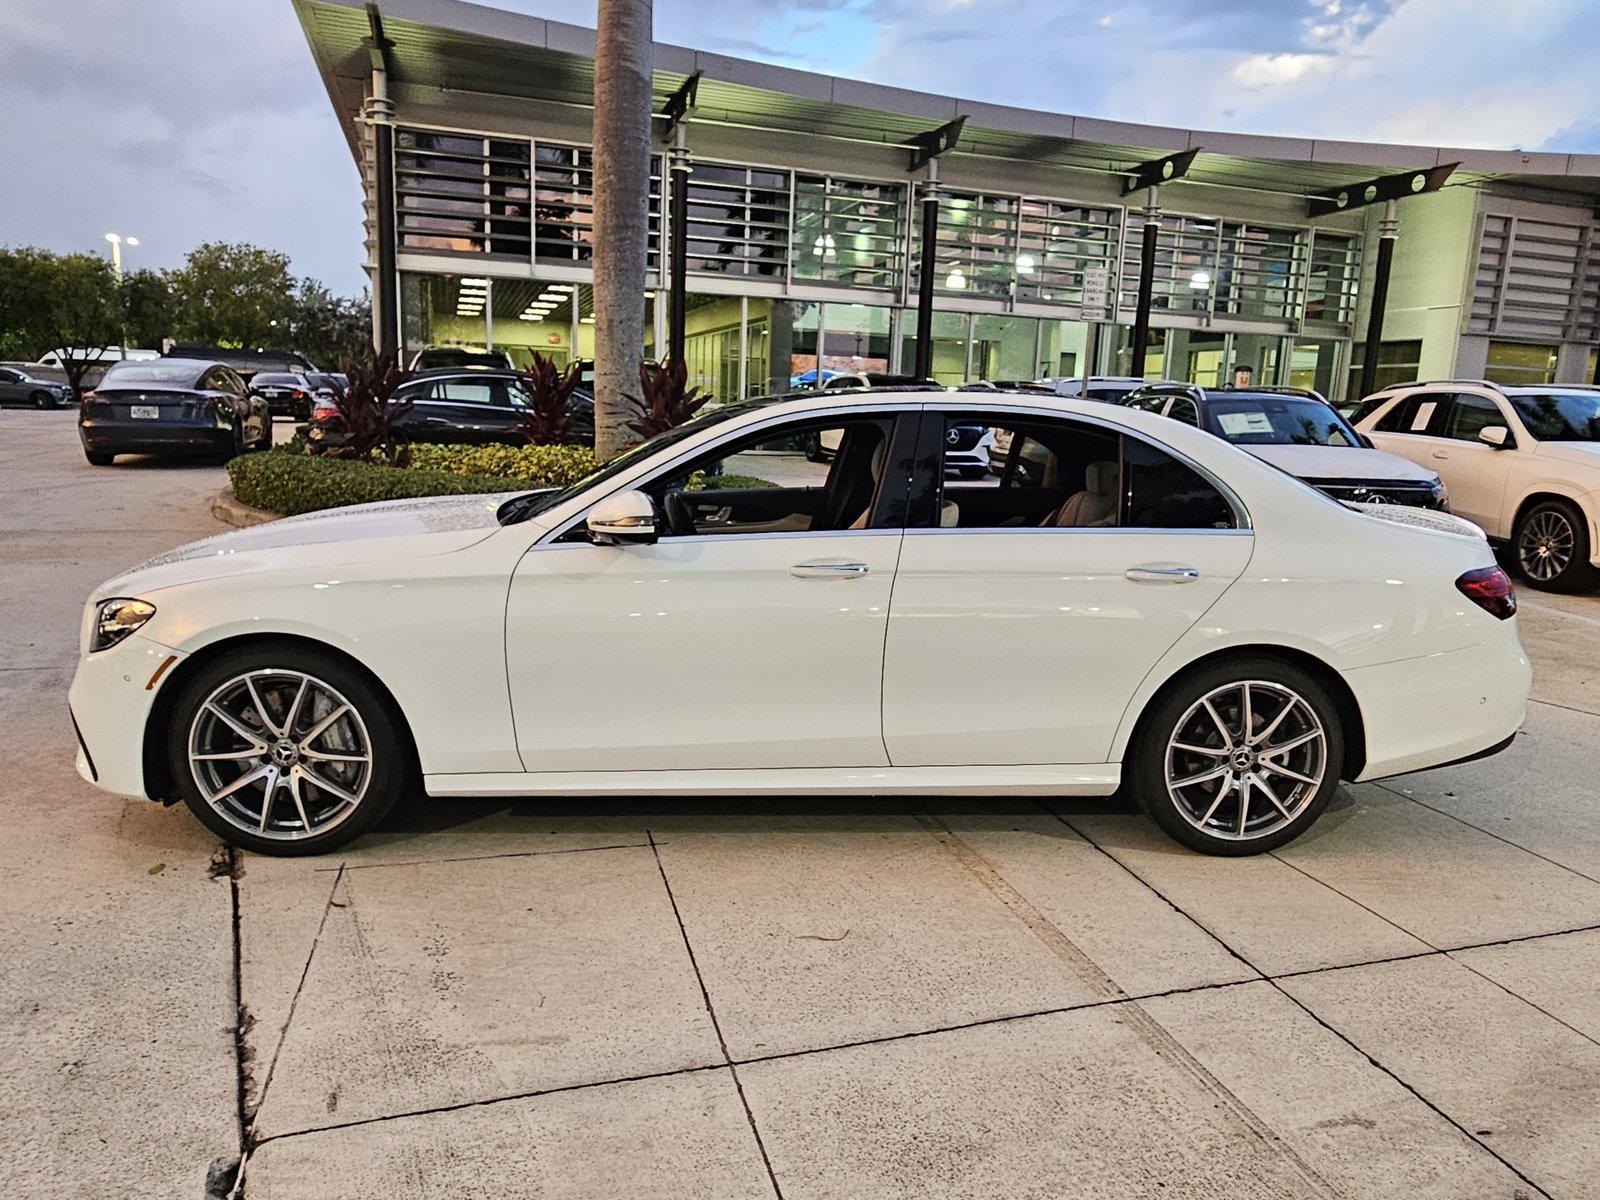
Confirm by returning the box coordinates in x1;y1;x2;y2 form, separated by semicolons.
79;359;271;466
387;369;594;446
0;364;74;408
249;372;315;419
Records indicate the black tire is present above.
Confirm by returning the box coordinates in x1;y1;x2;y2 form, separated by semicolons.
1511;499;1599;593
31;391;54;409
84;450;115;466
804;433;827;463
1129;656;1344;856
166;642;411;855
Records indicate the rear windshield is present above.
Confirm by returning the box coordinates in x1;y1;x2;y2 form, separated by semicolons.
252;373;304;387
100;362;202;387
1203;394;1359;447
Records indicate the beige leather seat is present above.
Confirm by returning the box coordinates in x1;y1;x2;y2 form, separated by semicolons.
1044;460;1117;527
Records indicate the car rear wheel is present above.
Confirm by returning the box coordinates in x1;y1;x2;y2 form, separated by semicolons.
1513;500;1599;593
167;645;409;855
84;450;115;466
1130;658;1343;856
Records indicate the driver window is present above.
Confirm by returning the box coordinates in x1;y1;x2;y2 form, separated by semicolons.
1440;394;1504;442
638;416;898;539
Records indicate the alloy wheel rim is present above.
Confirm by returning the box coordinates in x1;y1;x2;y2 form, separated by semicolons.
1518;511;1573;582
187;669;372;841
1164;680;1327;842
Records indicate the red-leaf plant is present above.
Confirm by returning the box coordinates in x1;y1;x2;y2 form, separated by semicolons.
308;350;414;463
516;353;581;445
626;357;708;440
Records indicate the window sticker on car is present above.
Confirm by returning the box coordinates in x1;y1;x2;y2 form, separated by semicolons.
1218;412;1273;436
1411;401;1436;431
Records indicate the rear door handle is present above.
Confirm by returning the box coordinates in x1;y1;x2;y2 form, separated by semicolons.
791;560;870;579
1124;565;1199;584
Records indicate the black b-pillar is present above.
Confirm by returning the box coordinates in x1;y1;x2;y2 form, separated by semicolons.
367;4;398;362
1359;201;1399;401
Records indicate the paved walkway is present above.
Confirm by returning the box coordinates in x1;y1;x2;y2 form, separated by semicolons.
3;409;1597;1198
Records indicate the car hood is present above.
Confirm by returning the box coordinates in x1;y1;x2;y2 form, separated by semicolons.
1241;443;1437;483
94;492;520;598
1533;441;1600;472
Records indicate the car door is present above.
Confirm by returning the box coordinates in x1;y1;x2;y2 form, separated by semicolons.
415;375;508;443
503;409;918;772
0;369;21;404
882;405;1253;766
1362;390;1449;473
1425;392;1516;535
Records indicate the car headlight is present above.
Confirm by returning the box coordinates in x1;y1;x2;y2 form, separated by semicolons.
92;598;156;652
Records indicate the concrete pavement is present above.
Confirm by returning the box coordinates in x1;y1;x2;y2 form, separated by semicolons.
2;408;1598;1199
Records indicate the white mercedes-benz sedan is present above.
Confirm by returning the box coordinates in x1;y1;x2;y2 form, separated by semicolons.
69;389;1531;857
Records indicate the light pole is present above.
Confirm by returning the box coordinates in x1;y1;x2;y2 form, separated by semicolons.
103;233;139;282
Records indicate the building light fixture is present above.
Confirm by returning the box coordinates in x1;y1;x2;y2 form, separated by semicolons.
1189;270;1212;291
1015;254;1035;274
945;266;967;290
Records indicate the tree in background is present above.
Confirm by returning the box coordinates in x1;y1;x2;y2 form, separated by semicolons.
289;279;371;369
120;268;178;350
0;248;121;395
169;241;296;349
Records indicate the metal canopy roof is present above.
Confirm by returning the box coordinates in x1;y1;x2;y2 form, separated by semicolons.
295;0;1600;203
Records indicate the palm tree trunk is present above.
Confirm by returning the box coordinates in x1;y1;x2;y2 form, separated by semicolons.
591;0;654;460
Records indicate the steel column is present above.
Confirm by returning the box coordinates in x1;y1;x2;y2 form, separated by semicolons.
1129;186;1160;377
668;125;690;362
1359;201;1399;401
913;168;940;380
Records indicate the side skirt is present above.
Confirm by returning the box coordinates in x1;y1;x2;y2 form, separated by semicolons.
424;763;1122;798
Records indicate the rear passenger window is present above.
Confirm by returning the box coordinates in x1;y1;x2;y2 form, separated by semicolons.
934;415;1237;531
1374;395;1422;433
1123;438;1237;529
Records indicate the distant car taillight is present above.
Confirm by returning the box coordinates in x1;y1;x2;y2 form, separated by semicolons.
291;388;307;399
1456;565;1517;620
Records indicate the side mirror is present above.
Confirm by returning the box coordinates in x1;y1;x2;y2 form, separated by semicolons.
1478;425;1510;449
585;489;657;544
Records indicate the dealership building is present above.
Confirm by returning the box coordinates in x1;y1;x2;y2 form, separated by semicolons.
295;0;1600;405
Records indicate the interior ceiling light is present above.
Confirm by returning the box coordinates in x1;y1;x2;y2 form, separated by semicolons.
580;315;595;324
1016;254;1035;274
1189;270;1213;290
945;266;967;290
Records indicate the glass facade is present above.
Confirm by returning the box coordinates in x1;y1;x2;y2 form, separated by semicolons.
1484;340;1558;385
390;123;1380;404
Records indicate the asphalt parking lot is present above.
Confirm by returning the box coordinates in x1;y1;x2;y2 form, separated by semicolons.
3;407;1599;1200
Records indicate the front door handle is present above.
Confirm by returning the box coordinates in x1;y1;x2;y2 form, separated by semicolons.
1125;564;1199;584
791;560;870;579
1431;450;1449;460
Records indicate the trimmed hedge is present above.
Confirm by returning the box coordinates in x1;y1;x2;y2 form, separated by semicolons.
406;442;597;485
227;441;772;518
227;451;549;517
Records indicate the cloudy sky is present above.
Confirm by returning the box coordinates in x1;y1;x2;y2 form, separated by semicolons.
3;0;1596;296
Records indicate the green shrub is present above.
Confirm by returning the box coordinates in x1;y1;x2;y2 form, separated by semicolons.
406;442;596;485
228;450;549;517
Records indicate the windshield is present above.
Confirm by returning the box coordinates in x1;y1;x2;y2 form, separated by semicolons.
1510;391;1600;442
99;362;203;388
1204;395;1358;447
497;398;779;524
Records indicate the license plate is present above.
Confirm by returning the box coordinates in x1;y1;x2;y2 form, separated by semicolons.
130;405;159;419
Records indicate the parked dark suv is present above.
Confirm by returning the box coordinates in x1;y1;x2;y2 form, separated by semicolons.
1121;384;1448;509
386;369;594;446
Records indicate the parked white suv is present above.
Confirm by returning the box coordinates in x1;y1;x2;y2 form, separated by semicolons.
1351;381;1600;591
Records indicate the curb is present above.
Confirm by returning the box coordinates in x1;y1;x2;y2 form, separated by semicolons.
211;488;279;529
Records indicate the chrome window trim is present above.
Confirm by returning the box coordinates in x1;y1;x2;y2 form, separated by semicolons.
900;526;1254;538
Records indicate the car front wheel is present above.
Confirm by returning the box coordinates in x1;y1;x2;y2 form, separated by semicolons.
167;644;409;855
1513;499;1599;592
1130;658;1343;856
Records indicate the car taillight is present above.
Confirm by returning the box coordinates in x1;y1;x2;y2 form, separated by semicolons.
1456;565;1516;620
81;391;98;404
291;389;306;399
